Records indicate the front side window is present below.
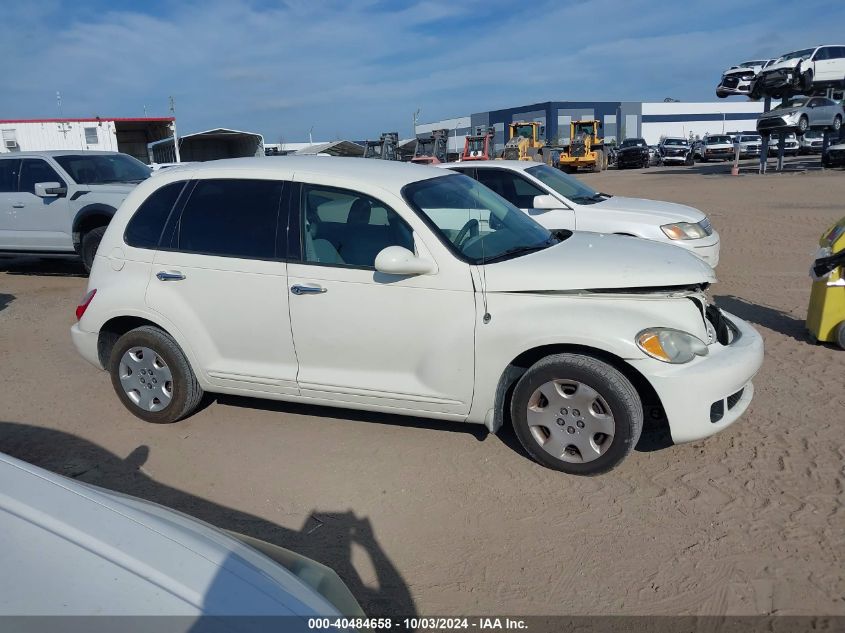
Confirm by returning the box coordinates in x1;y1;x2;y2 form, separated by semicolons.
524;164;606;205
301;185;414;268
0;159;21;193
125;181;186;249
18;159;65;194
403;174;556;265
175;179;283;260
54;153;151;185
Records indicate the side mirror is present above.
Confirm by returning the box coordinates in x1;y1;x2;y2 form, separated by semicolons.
374;246;436;276
34;182;66;198
532;194;562;210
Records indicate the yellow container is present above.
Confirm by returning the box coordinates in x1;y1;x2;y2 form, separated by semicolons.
806;217;845;348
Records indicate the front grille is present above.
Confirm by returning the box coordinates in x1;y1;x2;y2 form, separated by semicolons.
710;400;725;423
727;388;744;410
723;77;739;89
758;118;786;130
745;145;759;151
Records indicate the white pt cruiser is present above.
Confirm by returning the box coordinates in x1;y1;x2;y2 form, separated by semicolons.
71;157;764;475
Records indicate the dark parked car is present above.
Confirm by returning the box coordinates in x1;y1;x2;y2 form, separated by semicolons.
658;137;694;165
822;141;845;167
615;138;651;169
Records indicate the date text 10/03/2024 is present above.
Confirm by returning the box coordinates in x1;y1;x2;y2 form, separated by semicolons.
308;617;528;630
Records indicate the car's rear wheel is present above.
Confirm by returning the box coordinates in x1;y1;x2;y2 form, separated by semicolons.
510;354;643;475
80;226;107;273
109;326;203;424
643;155;650;168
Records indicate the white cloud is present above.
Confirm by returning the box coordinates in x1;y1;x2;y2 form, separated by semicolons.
2;0;844;140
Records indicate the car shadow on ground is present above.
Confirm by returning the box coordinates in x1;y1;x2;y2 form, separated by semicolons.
715;294;810;343
0;256;87;277
0;421;416;617
625;155;829;176
0;293;14;313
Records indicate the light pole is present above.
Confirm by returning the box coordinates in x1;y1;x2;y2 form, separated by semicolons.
413;109;420;138
169;96;181;163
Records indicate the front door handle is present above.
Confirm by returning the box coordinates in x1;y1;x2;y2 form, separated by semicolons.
291;284;326;295
156;270;186;281
12;203;24;208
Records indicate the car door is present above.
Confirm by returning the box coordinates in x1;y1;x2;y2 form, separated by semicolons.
812;46;838;82
1;158;71;251
145;178;300;396
286;178;475;416
474;168;576;231
0;158;22;249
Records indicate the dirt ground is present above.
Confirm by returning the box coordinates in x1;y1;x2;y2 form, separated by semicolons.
1;156;843;618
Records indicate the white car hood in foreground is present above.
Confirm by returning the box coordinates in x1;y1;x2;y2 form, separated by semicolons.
588;196;706;224
0;453;339;618
483;232;716;292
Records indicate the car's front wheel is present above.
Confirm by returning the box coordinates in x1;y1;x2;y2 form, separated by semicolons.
797;116;809;135
510;354;643;475
109;325;204;424
832;115;842;132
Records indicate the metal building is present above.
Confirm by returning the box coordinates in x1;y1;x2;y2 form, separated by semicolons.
417;100;765;153
148;128;265;163
0;117;175;164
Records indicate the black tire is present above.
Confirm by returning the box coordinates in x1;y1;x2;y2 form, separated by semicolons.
801;69;813;93
593;149;604;172
833;115;842;132
700;156;709;162
81;226;107;273
109;325;203;424
510;353;643;475
797;116;809;135
836;322;845;350
643;156;650;168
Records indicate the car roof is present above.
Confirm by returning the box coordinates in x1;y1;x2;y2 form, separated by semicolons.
166;155;450;188
0;150;126;158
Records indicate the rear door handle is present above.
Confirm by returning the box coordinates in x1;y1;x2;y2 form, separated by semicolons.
156;270;186;281
291;284;326;295
11;203;24;208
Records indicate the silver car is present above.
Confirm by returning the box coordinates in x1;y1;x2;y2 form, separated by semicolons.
737;134;763;158
799;130;825;154
756;96;844;135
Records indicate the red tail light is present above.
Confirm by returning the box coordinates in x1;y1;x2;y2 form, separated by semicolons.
76;289;97;320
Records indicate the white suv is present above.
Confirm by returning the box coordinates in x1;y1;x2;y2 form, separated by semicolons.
752;45;845;97
443;161;720;267
0;151;151;270
71;157;763;475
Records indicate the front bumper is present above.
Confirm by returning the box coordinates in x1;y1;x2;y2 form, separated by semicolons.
71;323;103;369
631;311;764;444
616;152;648;167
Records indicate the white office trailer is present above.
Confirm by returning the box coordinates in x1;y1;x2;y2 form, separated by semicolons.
0;117;175;164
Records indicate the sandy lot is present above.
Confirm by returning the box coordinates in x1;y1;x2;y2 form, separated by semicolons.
1;156;843;618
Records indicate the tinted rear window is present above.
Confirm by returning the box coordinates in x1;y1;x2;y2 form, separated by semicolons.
175;179;283;259
124;181;186;249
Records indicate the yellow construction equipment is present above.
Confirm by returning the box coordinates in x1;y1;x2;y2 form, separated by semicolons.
558;119;606;172
807;216;845;349
502;121;545;161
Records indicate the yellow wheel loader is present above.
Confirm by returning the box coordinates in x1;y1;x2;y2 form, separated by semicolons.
558;119;606;172
501;121;546;161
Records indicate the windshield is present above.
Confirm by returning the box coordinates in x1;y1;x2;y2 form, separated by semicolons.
54;154;151;184
739;60;766;68
706;136;732;144
663;139;688;146
779;48;814;62
804;131;823;139
740;135;761;142
621;138;646;148
525;164;608;205
402;174;557;264
513;125;536;139
776;98;807;109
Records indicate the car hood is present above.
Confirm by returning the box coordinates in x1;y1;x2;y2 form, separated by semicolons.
759;108;800;119
0;453;340;617
482;232;716;292
766;58;801;71
589;196;706;224
77;182;142;196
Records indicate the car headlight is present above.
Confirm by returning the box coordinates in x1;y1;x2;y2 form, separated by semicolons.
636;328;709;364
661;221;709;240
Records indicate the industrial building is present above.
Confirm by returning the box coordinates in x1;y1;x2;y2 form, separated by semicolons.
0;117;175;164
148;128;266;163
417;100;765;154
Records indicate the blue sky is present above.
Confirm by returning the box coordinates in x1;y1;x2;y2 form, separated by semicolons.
2;0;844;141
